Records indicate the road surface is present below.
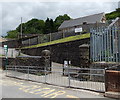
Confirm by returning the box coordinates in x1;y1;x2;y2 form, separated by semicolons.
0;70;115;99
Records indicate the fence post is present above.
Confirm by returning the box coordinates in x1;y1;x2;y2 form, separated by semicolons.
15;65;16;72
37;36;39;44
28;66;29;80
29;38;30;46
45;64;47;83
106;28;109;62
113;26;116;62
14;66;17;78
104;68;107;92
115;26;118;62
94;30;97;61
93;30;95;61
104;27;107;62
63;32;65;38
118;19;120;62
90;29;93;62
50;33;51;42
101;28;103;61
110;27;112;62
6;65;7;76
68;67;70;88
99;33;103;61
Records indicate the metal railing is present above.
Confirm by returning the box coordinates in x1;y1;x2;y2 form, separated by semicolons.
105;64;120;71
90;18;120;62
6;65;105;92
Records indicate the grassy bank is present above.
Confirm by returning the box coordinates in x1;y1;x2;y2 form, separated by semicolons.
23;33;90;49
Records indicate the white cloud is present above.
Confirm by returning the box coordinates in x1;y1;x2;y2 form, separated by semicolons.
0;1;119;36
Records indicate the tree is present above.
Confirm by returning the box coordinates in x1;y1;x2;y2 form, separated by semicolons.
116;8;120;12
16;18;45;34
105;8;120;20
5;30;18;39
44;18;55;34
5;14;72;38
54;14;71;31
44;18;50;34
50;19;55;32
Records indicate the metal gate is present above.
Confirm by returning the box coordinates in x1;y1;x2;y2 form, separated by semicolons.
90;17;120;62
6;62;105;92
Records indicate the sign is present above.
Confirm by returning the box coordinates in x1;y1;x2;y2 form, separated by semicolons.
4;45;7;48
4;44;8;50
4;45;8;58
68;61;71;65
75;27;82;33
64;61;68;68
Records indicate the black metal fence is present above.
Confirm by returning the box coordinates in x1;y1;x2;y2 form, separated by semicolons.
90;18;120;62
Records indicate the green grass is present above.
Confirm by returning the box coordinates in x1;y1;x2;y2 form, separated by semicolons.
22;33;90;49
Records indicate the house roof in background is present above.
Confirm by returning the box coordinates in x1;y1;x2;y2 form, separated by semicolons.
58;12;105;30
0;37;8;42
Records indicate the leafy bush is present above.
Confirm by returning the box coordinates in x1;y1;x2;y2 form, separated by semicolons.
5;30;19;39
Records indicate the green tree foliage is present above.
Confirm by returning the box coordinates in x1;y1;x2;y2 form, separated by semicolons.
54;14;71;31
105;8;120;20
5;30;18;39
5;14;71;38
16;18;45;34
44;18;55;34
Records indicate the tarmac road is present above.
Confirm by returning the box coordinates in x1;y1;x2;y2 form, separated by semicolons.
0;70;115;99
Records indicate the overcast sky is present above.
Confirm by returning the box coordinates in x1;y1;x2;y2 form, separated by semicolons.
0;0;119;36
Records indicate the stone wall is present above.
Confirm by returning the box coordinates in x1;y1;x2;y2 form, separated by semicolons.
21;38;90;67
90;62;120;82
0;56;51;70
